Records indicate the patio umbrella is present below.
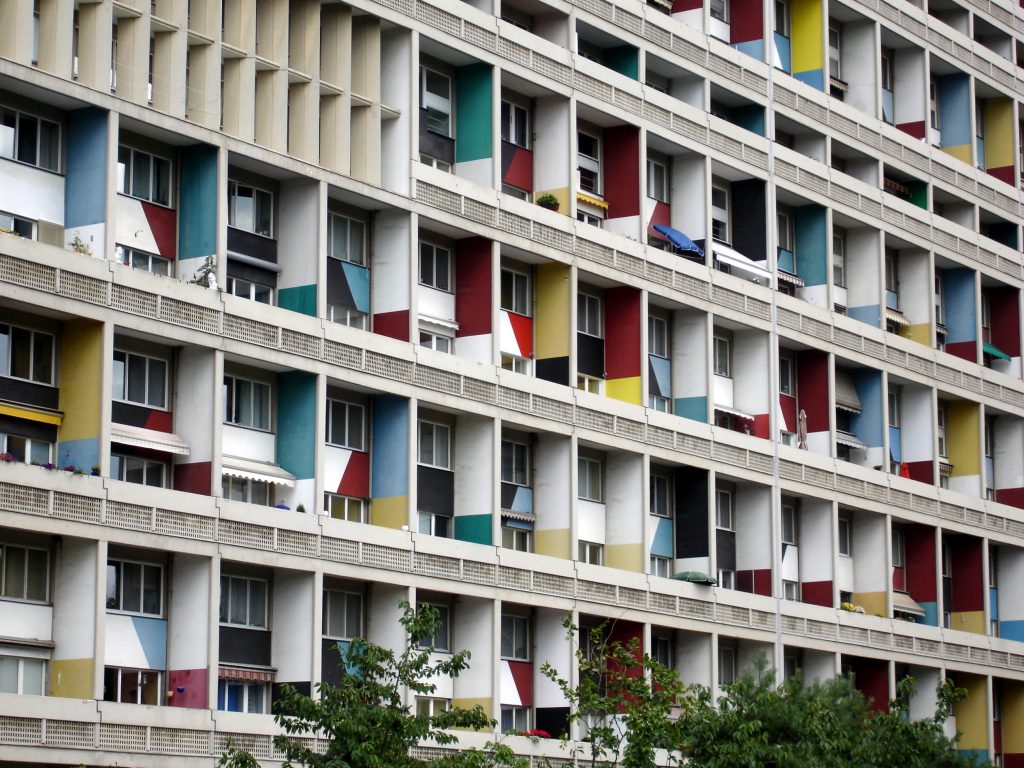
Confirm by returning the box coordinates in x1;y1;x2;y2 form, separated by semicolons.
797;409;808;450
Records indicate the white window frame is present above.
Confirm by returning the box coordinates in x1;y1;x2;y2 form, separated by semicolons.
880;47;894;91
111;454;168;488
418;420;451;470
104;667;162;705
501;268;532;317
578;540;604;565
327;212;366;266
0;106;61;172
327;304;367;330
577;130;601;194
929;77;940;132
226;275;274;305
649;313;669;359
934;273;945;327
117;145;172;207
0;433;52;466
227;180;273;238
0;655;46;695
501;101;530;149
501;439;529;487
501;613;530;661
832;231;846;287
419;154;452;172
0;323;54;385
578;292;603;338
219;574;269;629
710;0;729;22
416;696;452;715
650;555;672;578
578;455;603;502
715;489;733;530
222;476;272;506
711;183;730;243
0;542;49;602
223;375;271;431
501;526;532;552
576;374;603;395
774;0;789;36
421;66;453;138
838;515;852;556
501;705;531;732
323;588;363;640
0;211;35;239
717;568;735;589
650;472;671;517
646;157;668;202
112;349;168;409
713;334;731;378
891;527;905;568
115;245;171;276
777;210;793;252
888;388;901;428
781;503;797;545
419;242;452;292
779;353;794;395
106;559;163;617
326;398;365;451
828;21;842;80
324;492;366;523
501;353;531;375
419;328;453;354
783;580;800;601
937;403;947;458
217;679;267;713
416;604;450;651
718;645;736;685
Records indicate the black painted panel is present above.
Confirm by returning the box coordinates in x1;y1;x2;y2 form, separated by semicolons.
112;401;155;429
731;179;766;262
535;707;570;739
536;357;569;386
576;333;604;378
417;464;454;517
1;378;59;410
321;638;346;687
326;259;355;308
674;467;708;558
419;112;456;164
0;415;57;443
227;227;278;263
226;258;278;286
716;529;736;571
272;680;311;708
218;626;272;667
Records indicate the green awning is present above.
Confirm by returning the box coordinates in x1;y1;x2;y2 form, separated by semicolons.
673;571;717;586
983;342;1012;361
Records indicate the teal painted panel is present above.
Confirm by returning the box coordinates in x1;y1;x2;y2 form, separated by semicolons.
371;396;409;498
604;45;639;80
65;109;108;228
455;64;493;163
455;513;492;545
651;516;673;557
674;396;707;422
731;105;765;137
794;205;827;286
132;616;168;670
276;372;317;479
849;369;883;447
179;145;218;260
342;262;371;313
278;284;317;317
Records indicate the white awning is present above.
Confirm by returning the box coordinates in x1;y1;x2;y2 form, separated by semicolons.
501;509;536;523
892;591;926;617
110;423;190;455
833;369;862;414
835;431;866;450
221;455;295;486
714;404;756;422
419;315;460;334
885;309;910;327
712;242;772;282
777;270;805;287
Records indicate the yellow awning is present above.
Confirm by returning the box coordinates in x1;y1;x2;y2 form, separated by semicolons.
0;402;62;426
576;192;609;210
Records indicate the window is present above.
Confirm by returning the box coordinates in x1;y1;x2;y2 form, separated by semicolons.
418;421;451;469
112;350;167;408
0;543;48;602
501;268;531;316
219;575;268;628
226;275;273;304
929;77;940;132
323;589;362;639
117;146;171;206
0;324;54;384
223;375;271;430
416;696;451;715
0;211;34;238
650;473;671;517
981;293;991;333
222;476;271;505
649;314;669;359
0;107;60;172
217;680;267;713
710;0;728;22
419;242;451;291
783;580;800;601
891;527;905;568
419;330;452;354
577;131;601;194
111;455;167;488
501;354;531;374
115;245;171;276
838;515;852;556
327;304;367;330
774;0;789;35
715;489;733;530
650;555;672;578
1;433;51;465
501;614;530;660
711;184;730;242
713;334;731;377
419;510;451;538
324;493;365;523
989;548;998;588
888;387;901;428
652;636;672;667
885;249;898;296
777;210;793;252
576;209;604;228
647;158;668;202
501;101;529;148
326;399;364;450
578;455;603;502
984;417;993;458
717;568;735;589
416;604;450;650
420;154;451;172
880;47;894;91
779;353;794;395
934;273;945;327
937;403;947;458
781;503;797;545
578;540;604;565
327;213;366;266
501;705;530;732
106;559;162;616
828;22;841;80
104;667;161;705
718;645;736;685
501;440;529;486
578;292;603;337
832;231;846;287
501;526;532;552
421;67;452;137
0;655;45;695
227;180;272;237
577;374;603;394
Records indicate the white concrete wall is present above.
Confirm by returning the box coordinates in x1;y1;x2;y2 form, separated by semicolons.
605;451;642;554
175;347;216;466
373;209;413;317
272;570;315;683
733;331;769;415
380;29;413;195
222;424;276;463
852;513;887;593
454;415;493;529
533;608;570;709
168;554;210;672
674;311;708;403
735;483;771;571
0;158;64;225
452;596;492;704
799;500;833;585
533;96;570;195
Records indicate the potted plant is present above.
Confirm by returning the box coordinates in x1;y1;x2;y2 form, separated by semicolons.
69;232;92;255
535;192;559;212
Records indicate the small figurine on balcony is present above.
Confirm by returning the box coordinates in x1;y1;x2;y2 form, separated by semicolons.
189;255;218;290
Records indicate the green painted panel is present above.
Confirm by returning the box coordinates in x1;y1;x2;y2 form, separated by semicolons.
278;284;318;317
454;514;492;545
455;64;493;163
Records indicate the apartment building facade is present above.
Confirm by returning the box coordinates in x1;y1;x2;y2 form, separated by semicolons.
1;0;1024;763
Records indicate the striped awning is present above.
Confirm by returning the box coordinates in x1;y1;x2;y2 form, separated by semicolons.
714;404;756;422
0;401;62;426
892;591;925;617
501;509;536;523
776;270;805;287
885;309;910;328
833;370;862;414
835;431;866;450
219;666;275;683
111;423;190;455
222;456;295;487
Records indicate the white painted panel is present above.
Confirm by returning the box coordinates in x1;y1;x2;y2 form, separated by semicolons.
948;474;980;497
798;284;829;309
272;570;314;681
0;159;64;223
52;538;97;660
735;485;770;571
673;312;707;400
500;661;521;705
114;196;160;254
578;500;606;544
902;390;934;462
805;431;831;456
0;601;52;642
604;214;640;240
781;545;799;581
223;424;276;463
455;158;492;190
168;554;210;671
712;375;733;409
606;452;642;549
452;597;492;700
455;333;492;365
733;332;769;415
533;609;569;708
852;514;886;592
534;436;570;533
420;286;456;324
800;501;833;582
372;209;412;314
175;348;215;464
836;555;854;592
454;416;493;523
324;445;353;497
499;312;523;357
105;614;164;669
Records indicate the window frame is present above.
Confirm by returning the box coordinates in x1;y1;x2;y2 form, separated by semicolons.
322;588;363;640
0;433;52;466
416;603;451;651
779;353;794;395
501;100;530;149
222;476;272;506
112;349;168;409
774;0;789;36
223;374;272;431
117;145;172;207
501;613;530;661
715;489;733;530
217;679;267;713
832;231;846;287
0;210;35;239
227;179;274;238
0;323;55;385
501;705;531;733
327;304;367;330
421;66;453;138
325;398;365;451
0;542;49;603
219;574;269;629
324;492;366;523
937;403;947;458
577;292;603;338
115;244;171;276
226;275;274;305
828;21;842;80
419;241;452;292
327;211;367;266
888;388;901;428
111;454;168;488
650;472;671;518
710;183;730;243
650;555;672;578
577;130;602;195
103;666;162;705
0;655;46;695
838;515;852;556
781;503;797;545
718;645;736;685
0;106;61;172
418;419;452;470
500;267;532;317
649;313;670;359
578;540;604;565
501;526;532;552
578;454;604;502
646;157;668;202
891;527;905;568
106;558;163;617
501;439;530;487
713;334;731;378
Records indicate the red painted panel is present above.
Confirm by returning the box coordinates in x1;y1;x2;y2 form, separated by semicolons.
604;286;641;379
995;722;1002;754
991;288;1021;357
504;147;533;191
1005;754;1024;768
906;525;937;602
801;580;833;607
508;660;534;706
143;202;178;260
647;201;671;237
603;126;640;219
853;660;889;713
753;568;772;597
796;350;829;431
144;409;173;433
338;450;370;498
892;566;906;592
996;487;1024;510
988;165;1015;186
508;312;533;358
950;536;984;612
168;668;208;708
751;413;770;440
736;570;754;593
779;393;796;433
945;340;978;363
174;461;211;495
672;0;701;10
730;0;763;43
607;621;644;683
896;121;927;140
904;460;934;485
373;310;410;341
456;237;492;337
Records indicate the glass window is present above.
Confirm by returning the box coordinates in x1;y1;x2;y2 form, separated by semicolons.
501;354;531;375
937;403;947;458
112;350;167;408
419;242;451;291
323;589;363;639
781;504;797;545
891;527;904;568
649;314;669;358
880;48;894;91
416;604;450;651
838;515;852;556
779;353;794;395
222;476;271;505
832;231;846;287
117;146;171;206
828;22;841;80
327;304;367;329
226;275;274;304
0;543;49;602
713;335;731;377
578;455;603;502
418;421;451;469
501;269;531;316
578;540;603;565
217;679;267;713
0;107;60;172
0;210;35;238
111;455;167;488
219;574;268;628
0;656;45;695
710;0;728;21
324;492;365;522
501;705;530;733
711;184;729;242
223;375;271;430
228;180;273;237
578;292;603;337
326;399;365;450
501;614;530;660
577;131;601;194
501;440;529;486
647;158;668;202
419;330;452;354
421;67;452;137
327;212;366;266
104;667;161;705
777;211;792;252
718;646;736;685
0;324;54;384
501;101;529;148
650;473;671;517
1;433;52;465
115;245;171;276
774;0;789;35
501;526;532;552
717;568;735;589
716;489;733;530
106;559;162;616
888;388;901;428
650;555;672;578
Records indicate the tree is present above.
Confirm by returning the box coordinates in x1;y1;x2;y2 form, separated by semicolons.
220;601;523;768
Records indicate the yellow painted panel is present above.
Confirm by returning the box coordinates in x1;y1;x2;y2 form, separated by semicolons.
851;591;887;617
452;697;493;731
534;187;570;216
50;658;94;699
535;528;569;559
903;323;931;345
947;400;980;475
791;0;823;73
0;403;61;425
1001;686;1024;752
371;496;408;529
942;144;973;164
951;610;986;635
606;377;642;406
605;543;643;572
984;99;1014;168
57;321;102;442
535;262;570;360
953;675;988;750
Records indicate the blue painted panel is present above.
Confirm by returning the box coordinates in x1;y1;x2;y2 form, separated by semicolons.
674;396;707;422
990;588;998;621
985;457;994;484
342;262;371;314
1001;619;1024;641
848;304;881;329
179;145;218;260
505;517;534;531
132;616;168;670
918;601;938;627
938;74;971;147
772;34;791;72
651;516;673;557
65;109;108;228
881;89;894;124
733;39;765;62
777;248;794;273
885;290;898;310
511;485;533;514
849;369;883;447
649;355;671;398
371;395;409;498
944;268;976;343
731;105;765;137
794;206;826;286
277;372;316;480
793;69;824;91
889;426;901;463
57;437;99;473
